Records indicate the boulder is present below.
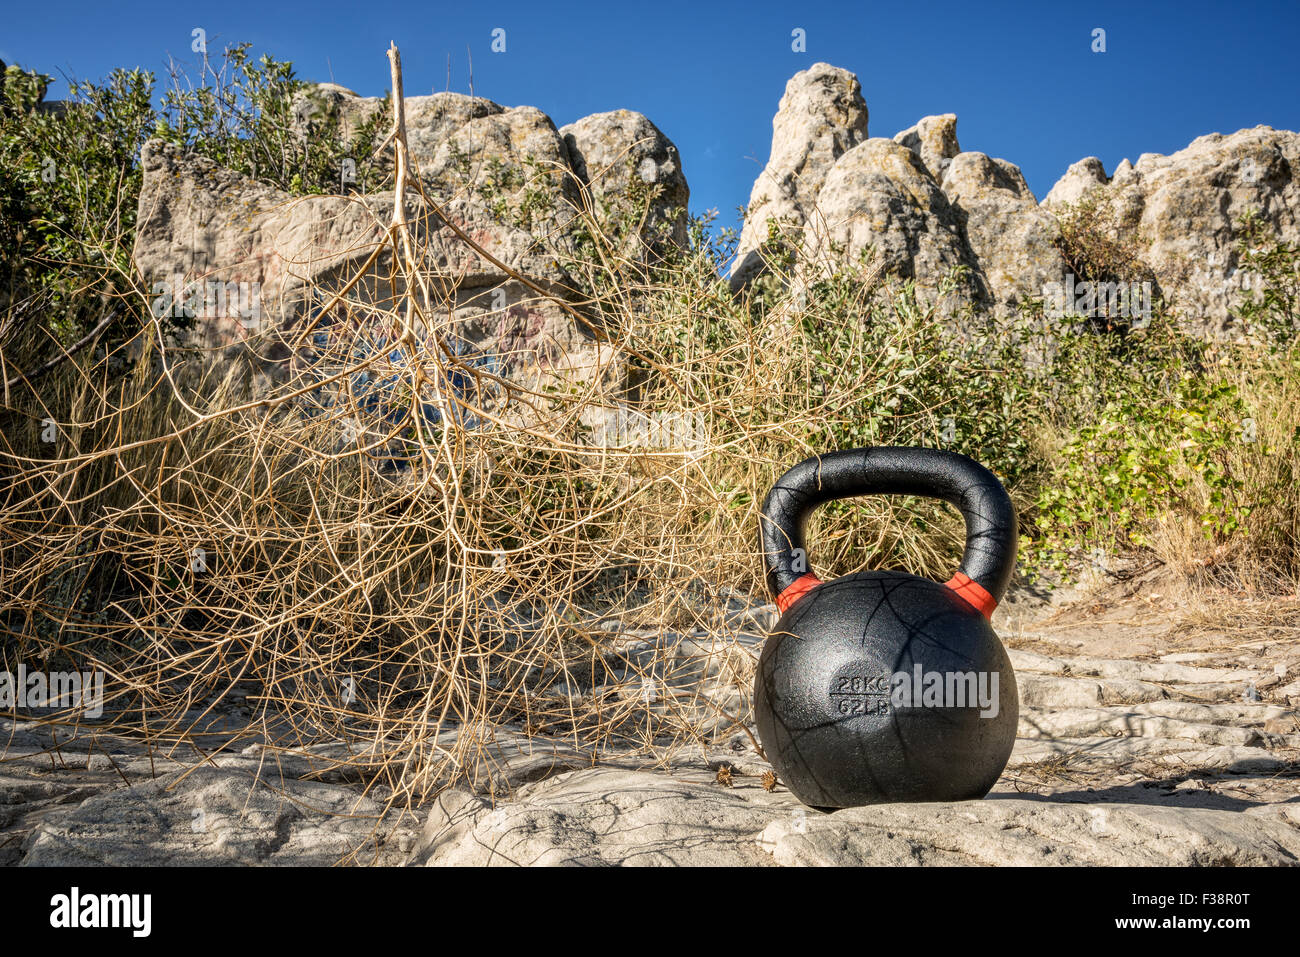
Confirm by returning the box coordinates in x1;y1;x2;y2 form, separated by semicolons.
814;138;983;305
404;92;504;164
942;151;1064;310
291;85;693;254
136;83;693;394
731;63;869;286
420;104;580;242
292;87;508;166
730;67;982;307
132;140;602;388
894;113;961;182
560;109;690;248
1042;156;1109;208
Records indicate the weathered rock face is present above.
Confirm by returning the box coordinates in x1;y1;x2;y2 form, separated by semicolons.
405;93;505;164
134;85;691;389
421;104;580;243
20;762;415;866
289;87;689;251
894;113;960;182
735;64;1300;332
132;139;600;386
943;151;1064;310
560;109;690;248
1042;156;1108;209
1046;127;1300;335
813;138;982;303
731;63;869;286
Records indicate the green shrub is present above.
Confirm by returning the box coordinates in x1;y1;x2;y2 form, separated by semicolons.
153;43;390;196
1;63;155;343
1033;373;1250;554
1;45;383;364
1026;210;1300;582
1235;208;1300;346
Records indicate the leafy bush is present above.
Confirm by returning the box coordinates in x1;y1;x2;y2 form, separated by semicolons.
1033;373;1251;553
1027;210;1300;582
1235;208;1300;346
1;45;385;364
154;44;391;196
1053;188;1150;290
1;63;155;343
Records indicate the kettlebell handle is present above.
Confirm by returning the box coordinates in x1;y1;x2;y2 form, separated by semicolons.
760;448;1018;618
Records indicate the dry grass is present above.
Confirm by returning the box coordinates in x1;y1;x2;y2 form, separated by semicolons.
1145;350;1300;593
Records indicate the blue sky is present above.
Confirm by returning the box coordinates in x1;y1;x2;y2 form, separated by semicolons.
5;0;1299;236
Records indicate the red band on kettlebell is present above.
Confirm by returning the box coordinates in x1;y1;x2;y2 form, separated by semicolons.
945;572;997;619
776;573;823;613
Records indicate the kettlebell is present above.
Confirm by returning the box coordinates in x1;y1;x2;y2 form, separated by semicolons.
753;447;1019;809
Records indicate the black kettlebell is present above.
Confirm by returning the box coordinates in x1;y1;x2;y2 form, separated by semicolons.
753;447;1019;809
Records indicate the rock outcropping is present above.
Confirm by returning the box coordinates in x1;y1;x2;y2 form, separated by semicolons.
731;63;870;287
134;86;689;386
733;63;1300;334
731;64;1062;316
1041;126;1300;334
133;138;597;390
561;109;689;249
893;113;960;182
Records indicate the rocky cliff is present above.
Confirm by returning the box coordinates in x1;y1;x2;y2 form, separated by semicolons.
732;63;1300;336
132;63;1300;366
